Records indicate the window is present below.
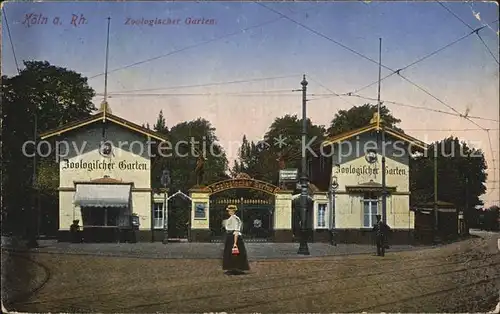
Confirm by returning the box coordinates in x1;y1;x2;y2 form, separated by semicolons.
81;207;121;227
317;203;327;228
153;202;164;229
82;207;105;226
363;193;379;228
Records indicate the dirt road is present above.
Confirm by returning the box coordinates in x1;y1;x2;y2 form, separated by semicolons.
3;235;499;313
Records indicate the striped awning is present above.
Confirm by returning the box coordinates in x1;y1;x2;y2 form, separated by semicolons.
74;184;131;207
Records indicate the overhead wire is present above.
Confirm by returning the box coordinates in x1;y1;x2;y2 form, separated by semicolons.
2;6;20;73
98;92;300;97
255;2;386;70
1;6;21;216
434;1;499;194
343;29;478;96
346;94;499;123
306;76;355;106
87;18;287;79
105;74;299;94
467;1;499;36
255;2;498;191
86;5;320;80
436;1;499;64
256;1;494;128
348;94;498;194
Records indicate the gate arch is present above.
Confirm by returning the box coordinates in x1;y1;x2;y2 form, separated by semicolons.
205;173;280;196
206;173;280;242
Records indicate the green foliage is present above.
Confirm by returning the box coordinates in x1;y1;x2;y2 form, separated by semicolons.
327;103;402;136
410;137;487;228
231;135;273;181
148;114;230;237
35;160;59;196
153;110;168;134
232;114;326;184
1;61;96;234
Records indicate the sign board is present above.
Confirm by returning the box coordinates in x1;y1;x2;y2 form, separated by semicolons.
61;159;148;171
333;165;407;176
279;169;298;182
194;202;207;219
207;179;279;195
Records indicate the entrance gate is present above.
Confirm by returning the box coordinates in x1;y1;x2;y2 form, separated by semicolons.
210;197;275;242
189;173;293;243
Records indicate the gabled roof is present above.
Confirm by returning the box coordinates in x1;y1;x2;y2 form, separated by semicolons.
39;109;168;142
321;122;427;150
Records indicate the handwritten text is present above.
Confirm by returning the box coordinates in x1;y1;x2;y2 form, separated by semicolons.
22;13;88;27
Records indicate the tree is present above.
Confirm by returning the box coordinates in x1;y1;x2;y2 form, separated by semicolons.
149;117;229;237
264;115;326;183
232;115;326;185
410;137;487;231
327;103;402;136
153;110;168;134
231;135;270;180
1;61;96;236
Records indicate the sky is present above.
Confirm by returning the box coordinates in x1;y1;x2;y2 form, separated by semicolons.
2;1;499;206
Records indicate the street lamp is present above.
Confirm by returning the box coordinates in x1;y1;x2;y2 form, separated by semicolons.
297;75;310;255
329;175;338;246
28;103;39;248
161;169;170;244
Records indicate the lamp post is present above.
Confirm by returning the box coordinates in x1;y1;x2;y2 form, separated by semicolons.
329;175;338;246
161;169;170;244
297;74;310;255
433;145;439;243
28;103;39;248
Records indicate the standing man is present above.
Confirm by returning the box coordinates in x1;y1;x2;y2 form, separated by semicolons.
372;214;391;257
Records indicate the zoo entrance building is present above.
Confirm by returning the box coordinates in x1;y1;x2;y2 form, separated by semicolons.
43;107;427;244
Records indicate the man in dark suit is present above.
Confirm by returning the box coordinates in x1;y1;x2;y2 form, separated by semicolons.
372;215;391;256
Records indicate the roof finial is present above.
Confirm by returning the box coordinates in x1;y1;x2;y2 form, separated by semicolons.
370;111;380;124
99;100;112;115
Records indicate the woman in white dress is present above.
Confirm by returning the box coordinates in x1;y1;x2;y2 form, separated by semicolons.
222;204;250;274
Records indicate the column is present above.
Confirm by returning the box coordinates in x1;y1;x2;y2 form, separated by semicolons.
274;190;293;242
189;188;211;242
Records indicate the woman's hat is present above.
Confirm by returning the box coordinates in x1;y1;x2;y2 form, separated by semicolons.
226;204;238;211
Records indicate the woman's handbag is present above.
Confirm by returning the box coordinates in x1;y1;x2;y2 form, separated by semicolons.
232;246;240;255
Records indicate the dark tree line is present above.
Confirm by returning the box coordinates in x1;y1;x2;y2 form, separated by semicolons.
1;60;491;238
2;61;96;237
230;104;490;229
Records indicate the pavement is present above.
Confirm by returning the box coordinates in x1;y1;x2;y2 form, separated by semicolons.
3;233;499;313
2;237;420;260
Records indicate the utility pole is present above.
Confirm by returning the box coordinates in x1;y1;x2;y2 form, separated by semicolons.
162;169;170;244
465;176;469;235
297;74;310;255
28;108;39;248
464;152;471;235
104;17;111;104
376;38;387;223
434;144;439;242
329;175;338;246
